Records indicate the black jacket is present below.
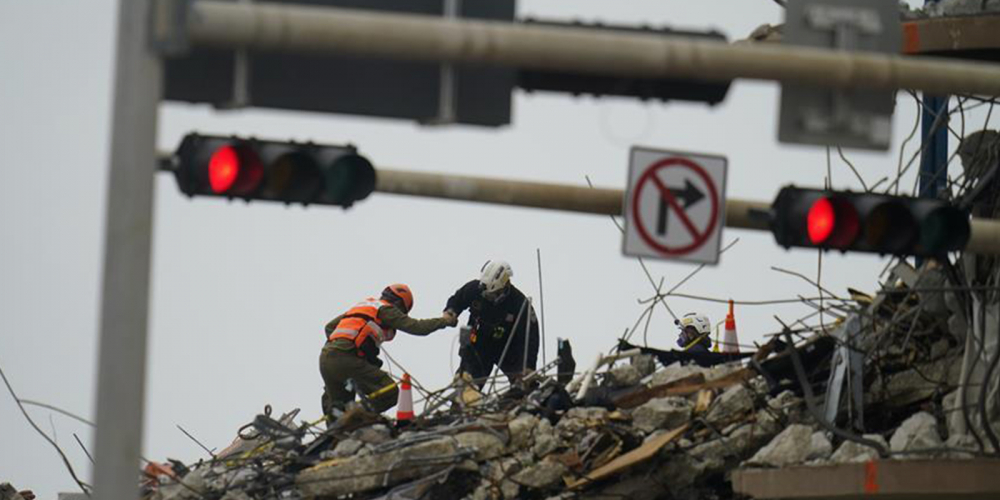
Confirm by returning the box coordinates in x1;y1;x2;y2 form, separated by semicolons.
445;280;538;357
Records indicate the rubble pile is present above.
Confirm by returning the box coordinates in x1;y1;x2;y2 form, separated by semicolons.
136;264;998;500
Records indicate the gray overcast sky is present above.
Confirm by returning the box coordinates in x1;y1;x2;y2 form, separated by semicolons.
2;0;989;498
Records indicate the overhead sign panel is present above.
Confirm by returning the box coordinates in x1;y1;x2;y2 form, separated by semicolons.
163;0;515;127
778;0;901;150
624;147;727;265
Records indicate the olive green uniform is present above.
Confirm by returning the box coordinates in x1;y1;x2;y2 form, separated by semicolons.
320;305;450;415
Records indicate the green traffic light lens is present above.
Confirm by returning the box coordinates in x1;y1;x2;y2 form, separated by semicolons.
324;154;375;206
921;207;970;254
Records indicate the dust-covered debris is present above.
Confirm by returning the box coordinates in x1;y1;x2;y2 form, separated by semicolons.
132;254;1000;500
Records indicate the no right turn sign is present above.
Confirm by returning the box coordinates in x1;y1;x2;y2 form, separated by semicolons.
624;147;728;264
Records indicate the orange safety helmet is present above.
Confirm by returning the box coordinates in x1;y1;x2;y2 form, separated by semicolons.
383;283;414;313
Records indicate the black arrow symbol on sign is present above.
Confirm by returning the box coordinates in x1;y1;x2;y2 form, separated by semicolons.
656;179;705;236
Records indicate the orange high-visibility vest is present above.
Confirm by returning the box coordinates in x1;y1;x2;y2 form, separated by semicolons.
328;297;397;348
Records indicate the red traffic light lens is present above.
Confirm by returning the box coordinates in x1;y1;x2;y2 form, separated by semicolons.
208;145;263;196
208;146;239;193
807;197;835;244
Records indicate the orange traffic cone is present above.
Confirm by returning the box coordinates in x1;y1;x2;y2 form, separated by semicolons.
722;300;739;353
396;373;415;422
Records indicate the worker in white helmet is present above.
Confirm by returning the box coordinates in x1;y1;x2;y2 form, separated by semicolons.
675;313;713;353
445;260;539;389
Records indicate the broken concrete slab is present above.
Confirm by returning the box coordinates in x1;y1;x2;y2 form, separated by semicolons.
0;484;26;500
154;469;207;500
890;411;943;456
705;362;744;382
705;384;754;426
929;0;1000;17
745;424;814;467
556;407;610;435
352;424;393;445
456;431;507;461
829;435;888;464
650;363;707;387
219;491;253;500
508;413;539;449
874;354;963;408
807;432;833;462
533;431;561;458
631;396;693;434
630;354;657;378
331;438;364;458
297;437;461;497
606;365;642;388
512;459;569;489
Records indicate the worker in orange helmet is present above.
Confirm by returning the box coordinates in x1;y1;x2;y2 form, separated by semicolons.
320;284;457;417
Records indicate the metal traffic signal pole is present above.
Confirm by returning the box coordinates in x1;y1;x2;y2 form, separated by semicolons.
180;1;1000;97
92;0;161;498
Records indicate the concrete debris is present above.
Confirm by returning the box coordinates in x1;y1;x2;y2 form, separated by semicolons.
807;431;833;462
926;0;1000;17
890;411;943;456
456;431;507;461
507;413;538;449
1;484;33;500
745;424;815;467
605;364;642;388
352;423;393;444
298;437;462;498
629;354;657;378
829;435;889;464
331;437;364;457
511;458;568;489
705;384;754;426
631;396;692;433
649;363;706;387
134;257;996;500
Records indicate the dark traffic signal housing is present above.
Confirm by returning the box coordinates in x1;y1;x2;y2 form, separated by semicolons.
770;186;970;257
168;133;376;208
517;20;731;105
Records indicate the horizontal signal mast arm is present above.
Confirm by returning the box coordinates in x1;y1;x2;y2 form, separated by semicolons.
373;169;1000;255
184;1;1000;96
377;169;772;232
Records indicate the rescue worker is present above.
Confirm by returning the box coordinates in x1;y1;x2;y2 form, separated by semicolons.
320;284;457;417
675;313;713;353
445;261;539;389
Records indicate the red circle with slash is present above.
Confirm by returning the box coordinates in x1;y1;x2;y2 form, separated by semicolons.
631;157;719;255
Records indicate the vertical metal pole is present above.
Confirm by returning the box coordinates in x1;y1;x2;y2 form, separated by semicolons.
919;94;949;198
92;0;161;498
535;248;546;367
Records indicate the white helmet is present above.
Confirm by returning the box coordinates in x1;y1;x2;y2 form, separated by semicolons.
479;260;513;302
676;313;711;336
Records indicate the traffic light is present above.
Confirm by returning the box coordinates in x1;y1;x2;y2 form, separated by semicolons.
770;187;970;257
517;20;731;105
168;133;376;208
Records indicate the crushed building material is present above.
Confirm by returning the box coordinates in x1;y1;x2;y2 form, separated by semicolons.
134;253;1000;500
